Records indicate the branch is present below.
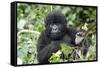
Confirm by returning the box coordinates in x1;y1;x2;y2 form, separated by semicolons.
17;29;40;36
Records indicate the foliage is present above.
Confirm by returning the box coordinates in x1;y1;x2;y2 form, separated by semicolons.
17;3;97;64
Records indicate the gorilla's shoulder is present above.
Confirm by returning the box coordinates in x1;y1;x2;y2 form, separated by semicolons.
67;28;78;33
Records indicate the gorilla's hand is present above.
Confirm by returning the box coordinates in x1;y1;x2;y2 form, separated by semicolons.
37;40;61;64
49;41;61;52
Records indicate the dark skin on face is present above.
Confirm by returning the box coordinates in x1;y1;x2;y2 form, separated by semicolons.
37;11;89;64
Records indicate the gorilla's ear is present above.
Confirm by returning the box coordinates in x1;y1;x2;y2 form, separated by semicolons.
44;10;67;26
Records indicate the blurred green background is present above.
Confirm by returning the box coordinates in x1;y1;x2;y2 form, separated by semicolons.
17;3;97;64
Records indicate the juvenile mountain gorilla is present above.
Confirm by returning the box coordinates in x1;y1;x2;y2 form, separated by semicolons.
37;11;88;64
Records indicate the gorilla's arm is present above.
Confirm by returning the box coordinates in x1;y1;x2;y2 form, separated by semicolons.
67;28;89;56
63;28;78;46
67;28;78;40
37;32;60;64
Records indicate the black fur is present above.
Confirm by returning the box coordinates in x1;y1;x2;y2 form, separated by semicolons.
37;11;86;64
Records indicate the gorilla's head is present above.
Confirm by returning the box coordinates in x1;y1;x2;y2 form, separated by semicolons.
44;11;67;40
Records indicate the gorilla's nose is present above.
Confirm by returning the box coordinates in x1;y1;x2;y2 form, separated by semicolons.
52;27;58;33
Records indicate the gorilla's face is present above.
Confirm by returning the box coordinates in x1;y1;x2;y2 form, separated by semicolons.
45;11;67;40
45;23;66;40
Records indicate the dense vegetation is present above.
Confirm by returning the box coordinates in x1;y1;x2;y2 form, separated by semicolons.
17;3;97;64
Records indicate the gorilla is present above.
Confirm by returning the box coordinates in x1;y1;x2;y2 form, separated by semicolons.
37;11;89;64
